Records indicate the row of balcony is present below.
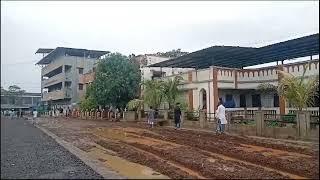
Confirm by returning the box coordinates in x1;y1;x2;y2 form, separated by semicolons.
42;88;72;101
42;72;73;88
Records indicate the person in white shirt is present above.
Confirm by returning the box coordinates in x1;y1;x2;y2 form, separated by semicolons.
215;98;227;134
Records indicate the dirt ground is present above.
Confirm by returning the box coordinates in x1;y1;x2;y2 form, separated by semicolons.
32;117;319;179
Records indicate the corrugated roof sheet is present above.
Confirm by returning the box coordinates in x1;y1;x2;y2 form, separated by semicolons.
149;33;319;69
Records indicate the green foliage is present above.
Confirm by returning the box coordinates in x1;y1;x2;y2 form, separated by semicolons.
175;95;189;112
79;96;98;111
2;85;26;105
89;53;141;108
143;76;186;111
163;76;183;110
186;112;199;121
266;120;281;127
156;49;188;58
142;80;165;109
281;114;296;123
127;99;143;111
257;83;277;94
278;65;319;111
1;86;7;94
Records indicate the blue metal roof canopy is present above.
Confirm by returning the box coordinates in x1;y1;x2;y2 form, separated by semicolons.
149;33;319;69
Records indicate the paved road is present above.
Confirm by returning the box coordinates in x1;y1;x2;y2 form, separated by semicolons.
1;117;103;179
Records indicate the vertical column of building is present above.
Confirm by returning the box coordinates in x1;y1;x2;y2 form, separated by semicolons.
188;71;193;111
234;69;238;89
278;65;286;115
212;68;219;110
62;65;65;90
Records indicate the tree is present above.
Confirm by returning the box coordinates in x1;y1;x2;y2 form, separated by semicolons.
1;86;6;94
79;96;98;111
142;80;165;109
162;76;183;110
127;99;144;112
6;85;26;105
90;53;141;108
277;65;319;111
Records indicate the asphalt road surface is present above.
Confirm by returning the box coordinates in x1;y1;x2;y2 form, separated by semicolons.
1;117;103;179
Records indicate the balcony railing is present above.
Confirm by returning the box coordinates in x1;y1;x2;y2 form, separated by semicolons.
42;88;72;101
42;73;65;88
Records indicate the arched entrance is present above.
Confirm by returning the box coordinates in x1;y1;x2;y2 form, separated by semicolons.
199;88;207;110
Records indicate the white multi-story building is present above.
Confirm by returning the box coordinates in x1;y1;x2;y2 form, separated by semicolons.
35;47;109;106
132;53;193;81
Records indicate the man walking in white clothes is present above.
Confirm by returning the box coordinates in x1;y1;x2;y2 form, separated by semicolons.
215;98;227;134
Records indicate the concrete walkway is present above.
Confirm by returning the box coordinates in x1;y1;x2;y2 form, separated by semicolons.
1;117;104;179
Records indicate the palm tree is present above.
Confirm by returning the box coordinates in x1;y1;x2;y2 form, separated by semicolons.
163;76;183;110
127;99;144;112
277;64;319;111
142;80;165;109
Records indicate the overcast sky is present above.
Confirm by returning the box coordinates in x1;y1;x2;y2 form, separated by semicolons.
1;1;319;92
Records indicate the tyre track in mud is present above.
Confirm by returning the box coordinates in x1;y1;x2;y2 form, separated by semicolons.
112;128;308;179
36;119;319;179
96;138;288;179
132;128;318;179
126;142;290;179
96;139;199;179
115;123;317;156
91;128;298;179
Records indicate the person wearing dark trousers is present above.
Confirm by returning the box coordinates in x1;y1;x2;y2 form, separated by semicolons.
215;98;227;134
174;103;182;130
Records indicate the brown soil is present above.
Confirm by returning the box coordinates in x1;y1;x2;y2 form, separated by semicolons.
133;128;319;179
34;117;319;179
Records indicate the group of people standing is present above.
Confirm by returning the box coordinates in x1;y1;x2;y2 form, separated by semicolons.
50;106;71;117
147;103;182;129
147;98;227;134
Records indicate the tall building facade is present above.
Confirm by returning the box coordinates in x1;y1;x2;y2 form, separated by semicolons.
36;47;109;106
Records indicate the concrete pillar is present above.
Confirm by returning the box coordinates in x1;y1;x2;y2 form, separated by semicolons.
212;68;219;110
95;110;99;120
278;65;286;115
234;70;238;89
297;111;310;139
226;111;231;131
188;71;194;111
199;110;206;128
138;110;142;121
181;111;186;126
255;111;265;136
244;107;247;119
101;110;104;120
164;110;168;121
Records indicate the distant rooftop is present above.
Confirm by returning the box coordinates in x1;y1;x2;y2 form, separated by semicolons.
36;47;110;65
35;48;54;54
149;33;319;69
1;92;41;97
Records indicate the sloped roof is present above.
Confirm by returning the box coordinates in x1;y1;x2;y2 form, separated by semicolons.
149;33;319;69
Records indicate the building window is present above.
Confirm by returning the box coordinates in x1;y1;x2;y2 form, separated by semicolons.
252;94;261;107
240;94;246;107
78;84;83;90
274;94;279;107
224;94;235;108
78;68;84;74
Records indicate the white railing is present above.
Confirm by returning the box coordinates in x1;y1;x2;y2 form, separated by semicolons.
225;107;319;116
